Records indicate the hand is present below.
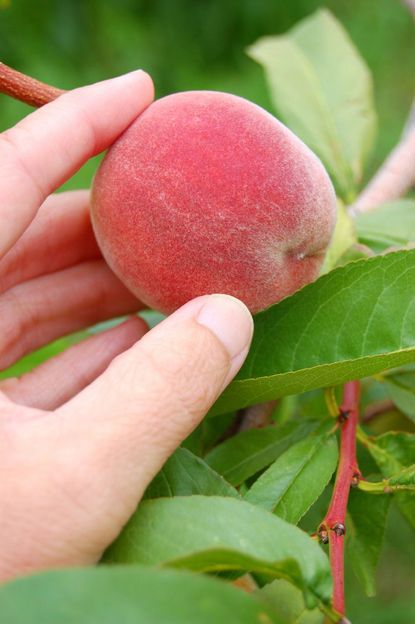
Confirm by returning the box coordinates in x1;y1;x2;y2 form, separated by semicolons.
0;72;253;582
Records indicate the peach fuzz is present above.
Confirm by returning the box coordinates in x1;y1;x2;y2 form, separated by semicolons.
91;90;337;314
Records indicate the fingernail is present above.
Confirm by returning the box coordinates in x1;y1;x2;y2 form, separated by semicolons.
197;294;254;361
101;69;154;95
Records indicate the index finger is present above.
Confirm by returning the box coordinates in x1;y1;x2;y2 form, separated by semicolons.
0;70;154;257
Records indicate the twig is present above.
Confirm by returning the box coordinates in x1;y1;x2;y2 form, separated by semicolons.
318;381;361;619
350;0;415;215
403;100;415;136
402;0;415;18
237;400;277;432
350;123;415;214
0;62;64;108
363;398;395;422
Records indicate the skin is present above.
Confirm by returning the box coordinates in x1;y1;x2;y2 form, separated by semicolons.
92;91;337;314
0;72;254;583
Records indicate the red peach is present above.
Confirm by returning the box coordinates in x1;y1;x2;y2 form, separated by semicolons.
91;91;336;314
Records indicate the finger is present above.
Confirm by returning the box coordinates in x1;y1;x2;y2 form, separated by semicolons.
0;260;142;370
0;317;148;410
0;70;154;257
0;190;98;294
57;295;253;528
0;294;253;579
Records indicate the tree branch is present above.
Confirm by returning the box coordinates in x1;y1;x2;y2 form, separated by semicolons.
237;400;277;431
363;398;396;422
319;381;361;619
0;62;64;108
350;0;415;215
350;121;415;214
402;0;415;18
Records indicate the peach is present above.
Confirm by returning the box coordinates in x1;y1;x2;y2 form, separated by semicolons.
91;91;336;314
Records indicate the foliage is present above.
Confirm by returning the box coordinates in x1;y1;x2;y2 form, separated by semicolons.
1;4;415;624
0;0;414;187
0;566;283;623
248;9;376;201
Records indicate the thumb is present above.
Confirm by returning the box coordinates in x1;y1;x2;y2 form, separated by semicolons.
56;294;253;547
59;293;253;482
0;295;254;581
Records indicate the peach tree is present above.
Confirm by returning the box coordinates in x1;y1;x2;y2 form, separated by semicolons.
0;8;414;624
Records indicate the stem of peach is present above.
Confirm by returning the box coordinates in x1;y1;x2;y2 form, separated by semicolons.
319;380;361;620
0;62;64;108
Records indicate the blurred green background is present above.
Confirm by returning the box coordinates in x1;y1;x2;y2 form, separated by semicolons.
1;0;415;190
1;1;414;622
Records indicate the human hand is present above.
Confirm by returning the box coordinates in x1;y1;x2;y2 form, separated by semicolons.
0;72;254;582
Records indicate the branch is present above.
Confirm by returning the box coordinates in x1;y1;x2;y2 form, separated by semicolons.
403;99;415;136
363;398;395;422
318;381;361;620
0;62;64;108
350;121;415;214
402;0;415;18
350;0;415;214
237;400;277;432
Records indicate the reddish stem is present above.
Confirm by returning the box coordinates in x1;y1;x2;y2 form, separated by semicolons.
319;381;361;620
0;62;64;108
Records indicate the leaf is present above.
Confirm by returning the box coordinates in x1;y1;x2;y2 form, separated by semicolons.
366;432;415;529
205;420;319;486
389;465;415;490
139;309;166;328
257;578;324;624
143;447;238;499
104;496;333;610
248;9;376;200
322;201;356;272
348;488;390;597
182;412;236;456
367;432;415;475
0;332;85;380
244;428;338;524
211;250;415;416
0;565;282;624
356;200;415;254
396;494;415;530
383;369;415;422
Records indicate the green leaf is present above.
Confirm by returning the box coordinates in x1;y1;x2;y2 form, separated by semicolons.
389;465;415;490
382;369;415;422
367;432;415;475
396;494;415;530
348;488;390;597
356;200;415;254
366;432;415;529
248;9;376;200
104;496;333;610
244;428;338;524
182;412;236;456
211;250;415;416
0;332;85;380
322;201;356;272
205;420;319;486
256;578;324;624
143;447;238;499
0;565;282;624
